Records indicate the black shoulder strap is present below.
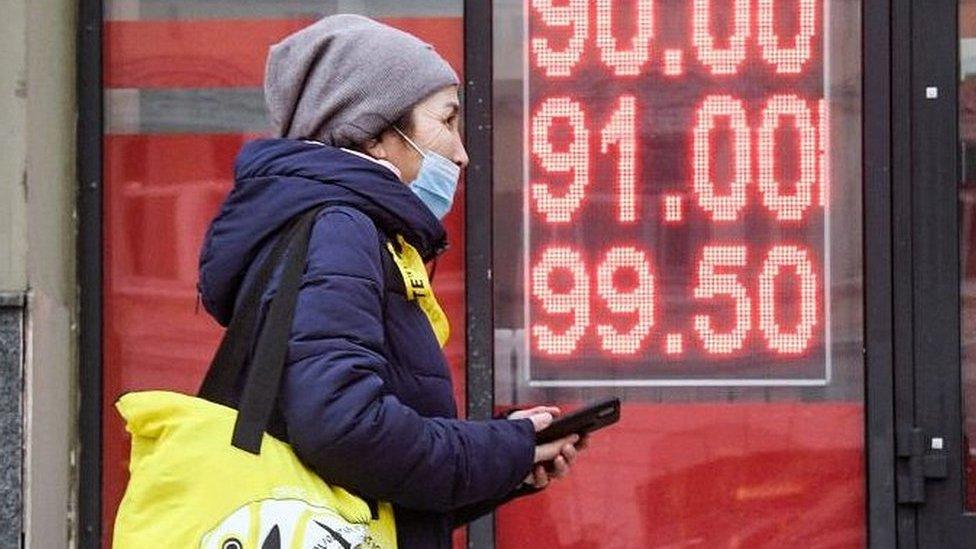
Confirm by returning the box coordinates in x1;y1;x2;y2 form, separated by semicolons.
197;210;307;406
197;206;321;454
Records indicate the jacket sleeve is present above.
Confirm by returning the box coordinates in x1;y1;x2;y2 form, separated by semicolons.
278;207;537;513
450;484;543;529
449;408;545;528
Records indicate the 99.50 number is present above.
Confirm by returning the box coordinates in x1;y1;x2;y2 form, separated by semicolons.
532;244;819;358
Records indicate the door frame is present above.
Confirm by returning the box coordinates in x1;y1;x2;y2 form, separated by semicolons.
75;2;500;547
864;0;898;547
894;0;976;546
77;0;104;546
463;0;498;547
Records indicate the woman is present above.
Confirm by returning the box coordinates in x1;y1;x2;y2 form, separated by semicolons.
197;14;585;549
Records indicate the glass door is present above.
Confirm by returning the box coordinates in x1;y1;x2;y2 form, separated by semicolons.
492;1;865;546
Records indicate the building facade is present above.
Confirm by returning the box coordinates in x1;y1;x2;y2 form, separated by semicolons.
4;0;976;547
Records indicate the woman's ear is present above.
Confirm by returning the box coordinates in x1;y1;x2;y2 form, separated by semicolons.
361;136;389;160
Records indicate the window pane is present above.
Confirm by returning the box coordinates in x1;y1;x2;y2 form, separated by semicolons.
101;3;465;546
493;1;864;545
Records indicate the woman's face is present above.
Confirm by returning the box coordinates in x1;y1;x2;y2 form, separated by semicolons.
365;85;468;183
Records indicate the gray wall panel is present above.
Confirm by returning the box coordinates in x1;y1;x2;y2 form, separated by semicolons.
106;0;460;21
0;294;23;548
107;88;270;134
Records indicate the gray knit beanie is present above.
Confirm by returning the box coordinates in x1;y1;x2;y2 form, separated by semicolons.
264;14;460;148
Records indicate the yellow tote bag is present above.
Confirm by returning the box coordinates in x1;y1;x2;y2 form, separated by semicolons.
112;208;397;548
113;391;396;548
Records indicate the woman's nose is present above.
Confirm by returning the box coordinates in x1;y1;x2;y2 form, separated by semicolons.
454;145;469;170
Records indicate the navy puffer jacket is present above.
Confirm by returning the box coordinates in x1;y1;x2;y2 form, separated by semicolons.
198;139;538;548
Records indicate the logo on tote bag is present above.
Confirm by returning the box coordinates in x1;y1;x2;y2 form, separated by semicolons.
200;498;380;549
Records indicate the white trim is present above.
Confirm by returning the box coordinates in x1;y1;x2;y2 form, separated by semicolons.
527;378;830;388
337;146;404;180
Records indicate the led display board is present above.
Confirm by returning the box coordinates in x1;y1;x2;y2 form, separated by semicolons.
525;0;829;385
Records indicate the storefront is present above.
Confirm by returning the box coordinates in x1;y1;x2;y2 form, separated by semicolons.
75;0;976;547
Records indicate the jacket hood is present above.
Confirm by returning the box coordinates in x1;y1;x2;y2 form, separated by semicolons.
198;138;447;325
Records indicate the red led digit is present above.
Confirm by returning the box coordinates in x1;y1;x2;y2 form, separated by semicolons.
693;0;750;75
600;95;638;223
758;0;816;74
818;98;828;208
663;49;684;76
531;96;590;223
694;246;752;354
596;0;654;76
693;95;751;222
596;246;655;355
665;333;684;355
759;245;818;355
530;0;589;77
531;246;591;356
664;195;683;222
758;94;817;221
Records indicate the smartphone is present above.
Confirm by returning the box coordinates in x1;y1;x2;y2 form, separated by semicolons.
534;397;621;445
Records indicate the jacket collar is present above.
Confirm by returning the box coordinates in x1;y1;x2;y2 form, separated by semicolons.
236;138;447;259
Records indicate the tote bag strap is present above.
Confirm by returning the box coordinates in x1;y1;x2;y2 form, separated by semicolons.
197;206;321;454
198;212;305;406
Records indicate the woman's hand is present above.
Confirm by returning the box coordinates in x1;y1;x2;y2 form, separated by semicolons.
508;406;590;489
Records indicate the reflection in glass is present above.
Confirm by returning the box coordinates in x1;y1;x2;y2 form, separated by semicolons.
101;3;465;547
960;0;976;513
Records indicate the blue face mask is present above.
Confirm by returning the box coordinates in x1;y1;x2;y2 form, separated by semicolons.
395;127;461;220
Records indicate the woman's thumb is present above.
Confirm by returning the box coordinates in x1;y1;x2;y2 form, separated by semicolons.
529;412;554;432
